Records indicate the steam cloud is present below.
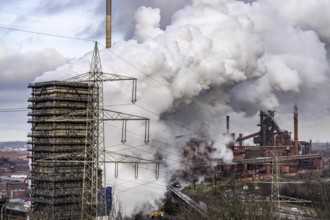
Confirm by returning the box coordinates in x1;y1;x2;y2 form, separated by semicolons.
35;0;330;216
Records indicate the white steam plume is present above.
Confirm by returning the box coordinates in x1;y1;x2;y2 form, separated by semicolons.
35;0;330;216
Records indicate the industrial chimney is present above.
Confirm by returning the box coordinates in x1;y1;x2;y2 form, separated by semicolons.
106;0;112;48
294;104;299;155
226;115;230;135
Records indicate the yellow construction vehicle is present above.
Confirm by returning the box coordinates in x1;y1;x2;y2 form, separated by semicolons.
151;211;165;219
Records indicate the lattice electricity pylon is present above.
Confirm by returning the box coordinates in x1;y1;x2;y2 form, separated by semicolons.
270;146;312;213
271;145;280;211
64;42;150;219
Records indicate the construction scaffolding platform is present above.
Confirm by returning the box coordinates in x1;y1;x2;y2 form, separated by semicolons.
28;81;95;220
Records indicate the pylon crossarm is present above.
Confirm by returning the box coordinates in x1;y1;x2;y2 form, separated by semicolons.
66;72;137;103
103;109;148;120
65;73;90;82
66;72;136;83
34;159;158;165
105;150;159;164
35;151;159;165
101;74;137;103
102;73;136;81
104;151;160;179
103;109;150;143
32;109;148;121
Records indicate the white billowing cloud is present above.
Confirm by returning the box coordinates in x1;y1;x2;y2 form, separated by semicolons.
113;0;189;39
34;0;330;216
0;40;66;141
263;55;301;92
226;0;329;113
268;0;330;42
0;39;66;89
0;47;66;88
134;7;163;43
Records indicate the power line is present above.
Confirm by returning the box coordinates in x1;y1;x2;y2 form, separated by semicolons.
116;187;165;196
136;164;178;174
121;143;183;164
115;143;146;153
104;103;133;107
116;179;159;194
106;143;124;149
0;108;28;112
0;26;95;42
112;177;168;188
0;103;132;113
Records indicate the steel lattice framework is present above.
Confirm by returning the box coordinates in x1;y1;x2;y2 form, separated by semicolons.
68;42;124;219
67;42;155;219
271;145;280;211
83;41;106;219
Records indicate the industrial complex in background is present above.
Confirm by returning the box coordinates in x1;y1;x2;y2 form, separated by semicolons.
177;107;324;185
167;107;328;219
221;107;323;180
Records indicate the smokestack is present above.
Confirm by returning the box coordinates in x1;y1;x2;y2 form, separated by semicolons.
226;115;230;134
106;0;112;48
294;104;299;155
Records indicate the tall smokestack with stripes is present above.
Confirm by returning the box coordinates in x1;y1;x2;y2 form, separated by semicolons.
106;0;112;48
